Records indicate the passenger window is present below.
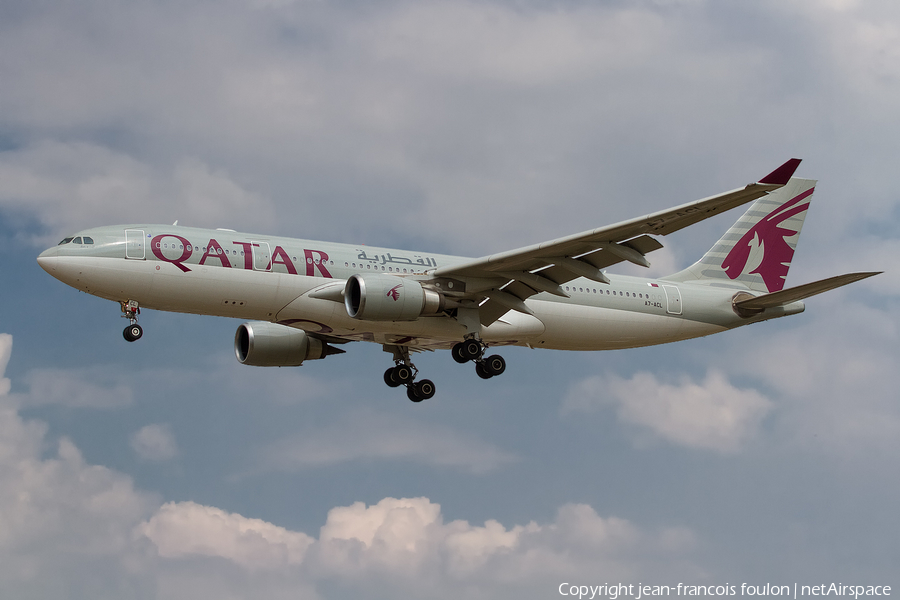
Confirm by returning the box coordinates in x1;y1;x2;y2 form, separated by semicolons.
58;237;74;245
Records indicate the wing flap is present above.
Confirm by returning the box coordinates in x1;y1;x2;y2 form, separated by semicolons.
478;299;512;326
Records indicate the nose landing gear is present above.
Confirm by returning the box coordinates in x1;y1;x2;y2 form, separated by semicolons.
452;337;506;379
383;344;436;402
121;300;143;342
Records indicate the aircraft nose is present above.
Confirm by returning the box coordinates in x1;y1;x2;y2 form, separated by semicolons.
37;247;58;273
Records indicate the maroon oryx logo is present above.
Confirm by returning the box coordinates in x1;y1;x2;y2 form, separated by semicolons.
387;284;402;301
721;188;813;292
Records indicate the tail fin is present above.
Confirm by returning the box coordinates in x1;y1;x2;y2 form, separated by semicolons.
664;178;816;293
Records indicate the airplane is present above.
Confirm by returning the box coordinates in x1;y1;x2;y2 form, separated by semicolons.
37;158;879;401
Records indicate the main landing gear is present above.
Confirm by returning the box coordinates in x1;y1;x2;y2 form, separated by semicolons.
383;345;436;403
383;338;505;402
452;338;506;379
120;300;143;342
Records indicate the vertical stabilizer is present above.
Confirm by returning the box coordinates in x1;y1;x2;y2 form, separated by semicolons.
664;178;816;293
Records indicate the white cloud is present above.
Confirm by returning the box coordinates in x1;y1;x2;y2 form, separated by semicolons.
130;423;179;461
719;299;900;455
363;3;670;86
12;365;134;409
0;142;277;244
138;500;313;570
7;0;891;256
138;495;698;593
826;238;898;296
564;370;773;452
0;334;11;398
0;335;158;596
259;409;518;474
0;334;700;597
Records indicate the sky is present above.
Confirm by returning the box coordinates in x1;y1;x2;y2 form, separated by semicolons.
1;0;898;598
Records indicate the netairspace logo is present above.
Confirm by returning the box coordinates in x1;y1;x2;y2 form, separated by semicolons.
558;583;893;600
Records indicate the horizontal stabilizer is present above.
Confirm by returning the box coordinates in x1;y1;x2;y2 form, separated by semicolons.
735;272;881;311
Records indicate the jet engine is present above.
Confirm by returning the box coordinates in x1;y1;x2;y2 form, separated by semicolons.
344;274;445;321
235;321;337;366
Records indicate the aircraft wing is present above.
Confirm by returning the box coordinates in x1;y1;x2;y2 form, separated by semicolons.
433;159;803;325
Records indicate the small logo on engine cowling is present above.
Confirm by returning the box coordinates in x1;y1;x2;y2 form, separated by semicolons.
387;284;402;301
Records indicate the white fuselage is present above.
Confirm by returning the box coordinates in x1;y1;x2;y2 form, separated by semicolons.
37;224;800;352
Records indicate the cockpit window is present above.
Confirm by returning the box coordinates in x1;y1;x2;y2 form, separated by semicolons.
58;237;74;245
72;237;83;244
82;237;94;244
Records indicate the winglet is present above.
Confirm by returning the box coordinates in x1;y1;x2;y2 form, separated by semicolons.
758;158;802;185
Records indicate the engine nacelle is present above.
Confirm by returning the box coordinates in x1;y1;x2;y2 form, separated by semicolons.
234;322;326;366
344;274;444;321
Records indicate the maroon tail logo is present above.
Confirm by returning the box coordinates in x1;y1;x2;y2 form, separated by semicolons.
721;188;813;292
387;284;402;301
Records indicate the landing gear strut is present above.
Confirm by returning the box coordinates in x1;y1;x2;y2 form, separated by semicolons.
121;300;143;342
452;337;506;379
383;345;436;402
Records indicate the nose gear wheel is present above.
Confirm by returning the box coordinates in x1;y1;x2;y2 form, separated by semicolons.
120;300;143;342
124;324;143;342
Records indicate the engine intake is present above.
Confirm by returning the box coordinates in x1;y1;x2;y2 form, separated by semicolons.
344;274;445;321
235;322;330;366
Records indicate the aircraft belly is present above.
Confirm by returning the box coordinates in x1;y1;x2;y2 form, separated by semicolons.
530;301;723;350
276;294;469;342
481;311;545;343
